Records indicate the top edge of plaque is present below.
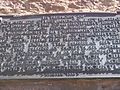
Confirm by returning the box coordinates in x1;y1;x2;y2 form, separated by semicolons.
0;12;119;19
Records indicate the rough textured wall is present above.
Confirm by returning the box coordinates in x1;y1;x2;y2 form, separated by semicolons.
0;79;120;90
0;0;120;15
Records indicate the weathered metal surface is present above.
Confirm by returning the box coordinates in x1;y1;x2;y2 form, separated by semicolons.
1;13;120;78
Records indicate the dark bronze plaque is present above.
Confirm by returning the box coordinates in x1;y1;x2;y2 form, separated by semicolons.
0;13;120;79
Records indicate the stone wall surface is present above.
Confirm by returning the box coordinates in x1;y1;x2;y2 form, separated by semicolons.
0;0;119;15
0;79;120;90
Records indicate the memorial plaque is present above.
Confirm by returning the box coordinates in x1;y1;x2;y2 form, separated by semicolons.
0;13;120;79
